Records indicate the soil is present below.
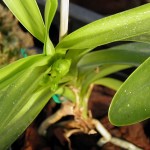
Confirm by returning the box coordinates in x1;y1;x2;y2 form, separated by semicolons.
11;85;150;150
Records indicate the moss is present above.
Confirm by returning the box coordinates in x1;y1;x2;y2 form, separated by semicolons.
0;4;36;67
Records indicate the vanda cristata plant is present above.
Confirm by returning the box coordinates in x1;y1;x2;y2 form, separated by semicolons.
1;0;150;149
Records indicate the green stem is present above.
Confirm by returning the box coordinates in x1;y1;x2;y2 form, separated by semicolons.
80;84;94;119
43;34;55;56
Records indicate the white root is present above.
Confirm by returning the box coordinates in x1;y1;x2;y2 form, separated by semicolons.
38;101;74;136
93;119;143;150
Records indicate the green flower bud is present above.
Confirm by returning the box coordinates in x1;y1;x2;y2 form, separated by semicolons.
51;59;71;77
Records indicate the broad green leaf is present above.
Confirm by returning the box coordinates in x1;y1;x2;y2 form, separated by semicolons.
3;0;45;42
94;78;123;91
0;54;52;89
78;43;150;69
56;3;150;52
125;32;150;43
0;56;54;149
109;57;150;126
0;66;47;129
0;84;53;150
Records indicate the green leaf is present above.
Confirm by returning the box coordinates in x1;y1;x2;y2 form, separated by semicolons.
56;3;150;52
0;84;53;149
78;43;150;69
125;32;150;43
80;65;131;97
43;34;55;55
0;54;54;148
0;66;46;129
66;48;93;61
3;0;45;42
109;57;150;126
94;78;123;91
0;54;51;89
56;86;76;102
43;0;57;55
44;0;57;33
66;48;93;78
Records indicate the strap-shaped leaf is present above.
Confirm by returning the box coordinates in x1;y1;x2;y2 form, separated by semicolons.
78;43;150;69
80;65;131;97
125;32;150;43
3;0;45;42
43;0;57;55
0;54;51;89
0;66;46;128
79;43;150;97
44;0;57;33
0;83;53;149
0;56;53;148
66;48;93;60
66;48;93;78
94;78;123;91
109;57;150;126
0;87;52;150
56;3;150;52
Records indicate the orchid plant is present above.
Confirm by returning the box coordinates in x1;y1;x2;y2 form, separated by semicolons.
1;0;150;149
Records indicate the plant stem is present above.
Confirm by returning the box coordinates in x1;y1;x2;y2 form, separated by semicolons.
59;0;69;41
81;84;94;119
